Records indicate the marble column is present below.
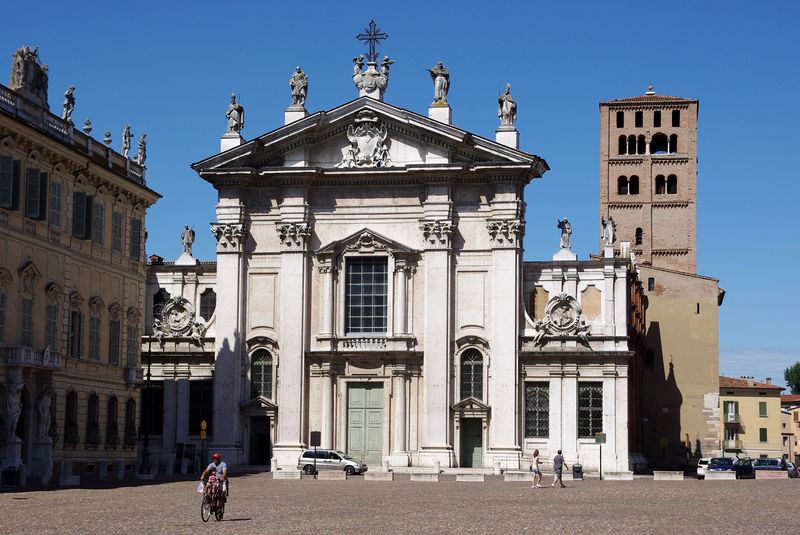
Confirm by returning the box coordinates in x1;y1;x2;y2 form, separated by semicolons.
393;264;409;334
389;369;409;466
319;265;334;336
272;219;311;469
320;369;334;449
561;369;579;463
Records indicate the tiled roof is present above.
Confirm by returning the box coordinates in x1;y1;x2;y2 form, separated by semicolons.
604;93;696;103
781;394;800;404
719;376;784;390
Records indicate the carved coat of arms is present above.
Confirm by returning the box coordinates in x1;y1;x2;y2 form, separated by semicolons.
337;110;392;168
532;293;591;346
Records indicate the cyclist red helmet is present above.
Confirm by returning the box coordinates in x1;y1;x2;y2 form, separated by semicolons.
212;453;221;460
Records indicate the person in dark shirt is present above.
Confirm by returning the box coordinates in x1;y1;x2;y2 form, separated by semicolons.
551;449;568;488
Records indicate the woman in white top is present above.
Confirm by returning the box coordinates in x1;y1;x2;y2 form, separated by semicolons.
530;449;543;488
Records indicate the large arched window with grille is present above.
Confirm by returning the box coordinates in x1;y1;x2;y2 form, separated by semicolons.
460;349;483;401
251;349;273;400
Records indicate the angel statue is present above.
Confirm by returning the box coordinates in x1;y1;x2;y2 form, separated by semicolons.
557;218;572;250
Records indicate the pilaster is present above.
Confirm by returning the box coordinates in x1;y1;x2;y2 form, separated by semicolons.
389;367;410;467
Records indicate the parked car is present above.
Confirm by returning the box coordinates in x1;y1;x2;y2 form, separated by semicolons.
696;457;711;479
707;457;735;474
629;453;649;474
732;457;755;479
753;458;785;471
786;461;799;478
297;449;367;475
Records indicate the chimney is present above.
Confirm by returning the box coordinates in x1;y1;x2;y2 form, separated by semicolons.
765;377;772;384
746;377;755;387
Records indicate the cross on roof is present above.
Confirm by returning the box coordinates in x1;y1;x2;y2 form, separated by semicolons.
356;20;388;63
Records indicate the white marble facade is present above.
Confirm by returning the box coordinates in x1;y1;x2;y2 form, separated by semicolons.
146;95;635;473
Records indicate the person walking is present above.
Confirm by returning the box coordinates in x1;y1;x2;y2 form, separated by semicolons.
551;450;567;488
530;449;543;488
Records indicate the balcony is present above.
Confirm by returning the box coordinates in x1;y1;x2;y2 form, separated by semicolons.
0;346;61;370
723;412;740;424
724;438;743;451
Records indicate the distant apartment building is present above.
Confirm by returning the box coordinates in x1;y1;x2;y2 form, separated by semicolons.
719;376;783;459
781;395;800;463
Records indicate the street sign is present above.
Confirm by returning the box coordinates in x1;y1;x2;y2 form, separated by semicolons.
595;433;606;444
310;431;321;447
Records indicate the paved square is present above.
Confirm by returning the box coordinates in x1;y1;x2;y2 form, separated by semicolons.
1;474;795;534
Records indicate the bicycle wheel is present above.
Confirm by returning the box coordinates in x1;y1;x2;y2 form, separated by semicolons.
200;494;212;522
215;497;225;521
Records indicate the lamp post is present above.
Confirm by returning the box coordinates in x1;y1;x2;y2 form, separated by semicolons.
139;337;153;474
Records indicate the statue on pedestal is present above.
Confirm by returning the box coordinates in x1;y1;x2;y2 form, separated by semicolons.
5;382;23;442
226;94;245;134
61;86;75;123
37;388;55;441
498;83;517;126
427;62;450;104
601;217;616;246
557;218;572;250
289;66;308;108
180;225;195;255
121;125;132;158
136;133;147;165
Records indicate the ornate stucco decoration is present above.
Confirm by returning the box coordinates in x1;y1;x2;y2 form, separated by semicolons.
531;292;591;346
0;268;12;290
152;296;206;347
18;260;42;294
344;230;389;254
44;282;64;303
419;220;454;247
337;110;392;168
275;222;312;248
486;219;524;245
88;296;105;314
210;223;245;249
68;290;84;310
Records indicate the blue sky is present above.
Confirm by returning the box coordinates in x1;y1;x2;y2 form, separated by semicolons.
5;0;799;386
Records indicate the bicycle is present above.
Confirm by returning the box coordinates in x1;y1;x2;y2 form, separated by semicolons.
200;480;227;522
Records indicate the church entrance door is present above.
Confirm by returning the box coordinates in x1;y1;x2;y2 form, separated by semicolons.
460;418;483;468
347;383;383;467
249;416;271;465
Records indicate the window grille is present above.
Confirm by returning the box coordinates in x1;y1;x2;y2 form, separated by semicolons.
578;382;603;438
525;383;550;438
345;257;388;334
251;349;273;399
460;349;483;400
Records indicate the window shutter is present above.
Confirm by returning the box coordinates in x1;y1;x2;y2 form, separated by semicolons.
25;167;40;218
0;156;11;208
38;172;48;221
11;160;20;210
72;191;86;237
84;195;93;239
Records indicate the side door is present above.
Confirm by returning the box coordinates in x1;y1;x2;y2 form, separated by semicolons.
328;451;344;471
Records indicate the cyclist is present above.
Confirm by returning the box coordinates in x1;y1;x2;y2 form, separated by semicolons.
200;453;228;501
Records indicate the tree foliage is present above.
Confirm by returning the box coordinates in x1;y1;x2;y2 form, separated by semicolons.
785;362;800;395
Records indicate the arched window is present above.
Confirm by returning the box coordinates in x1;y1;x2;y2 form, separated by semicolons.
637;135;646;155
618;135;627;155
672;109;680;127
86;393;100;445
65;391;79;445
669;134;678;154
617;176;628;195
106;396;119;446
628;135;636;154
667;175;678;194
616;111;624;128
635;111;643;128
651;133;668;154
251;349;273;399
653;110;661;128
647;277;655;291
629;175;640;195
460;348;483;400
124;398;136;446
655;175;666;195
152;288;170;319
200;288;216;321
635;227;643;245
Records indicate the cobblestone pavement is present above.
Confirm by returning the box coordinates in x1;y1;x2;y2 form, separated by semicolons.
1;474;796;534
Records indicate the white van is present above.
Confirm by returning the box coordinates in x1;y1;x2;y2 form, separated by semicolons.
297;449;368;475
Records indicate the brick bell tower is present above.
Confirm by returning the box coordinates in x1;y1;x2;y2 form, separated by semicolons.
599;86;699;273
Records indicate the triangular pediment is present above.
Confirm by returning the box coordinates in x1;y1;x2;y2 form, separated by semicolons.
316;227;418;257
240;396;278;411
192;97;547;175
451;396;491;412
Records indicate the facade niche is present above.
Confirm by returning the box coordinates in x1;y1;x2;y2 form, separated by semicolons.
616;111;624;128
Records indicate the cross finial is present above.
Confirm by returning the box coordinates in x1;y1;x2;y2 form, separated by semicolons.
356;19;388;63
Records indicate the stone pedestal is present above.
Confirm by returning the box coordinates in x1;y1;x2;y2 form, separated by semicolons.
174;252;199;266
603;245;614;259
2;438;22;470
552;248;577;261
285;105;308;125
428;104;452;125
495;126;519;149
116;460;126;480
58;461;80;486
220;132;244;152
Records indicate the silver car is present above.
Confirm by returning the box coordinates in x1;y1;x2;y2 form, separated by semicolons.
297;449;368;475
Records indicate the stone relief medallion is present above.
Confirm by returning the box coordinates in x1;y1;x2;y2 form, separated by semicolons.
532;292;591;346
337;110;391;168
162;297;194;335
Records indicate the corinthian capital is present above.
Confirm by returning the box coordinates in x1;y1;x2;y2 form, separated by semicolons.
486;219;524;246
210;223;246;250
275;221;312;248
419;220;453;248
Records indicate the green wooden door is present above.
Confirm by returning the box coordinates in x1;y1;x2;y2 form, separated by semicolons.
460;418;483;468
347;383;383;467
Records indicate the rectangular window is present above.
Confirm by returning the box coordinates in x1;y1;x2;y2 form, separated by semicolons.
615;111;624;128
672;109;681;127
140;381;164;436
109;318;121;365
759;428;768;442
49;181;61;227
72;191;93;239
112;211;123;253
189;380;214;435
130;218;141;260
759;401;767;417
0;292;5;342
25;168;48;220
126;325;138;366
345;257;388;334
89;314;101;362
525;382;550;438
653;110;661;128
92;201;105;246
0;156;21;210
45;302;58;350
635;111;643;128
68;309;83;358
578;382;603;438
21;298;34;346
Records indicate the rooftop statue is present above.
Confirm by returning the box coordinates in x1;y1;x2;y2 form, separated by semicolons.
181;225;195;255
427;62;450;105
557;218;572;250
136;133;147;165
498;83;517;126
601;216;616;246
226;94;245;134
61;85;75;123
289;66;308;108
121;125;132;158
